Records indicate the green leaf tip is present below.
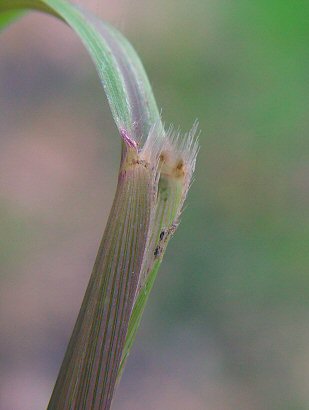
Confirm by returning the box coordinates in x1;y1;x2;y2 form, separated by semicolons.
0;1;199;408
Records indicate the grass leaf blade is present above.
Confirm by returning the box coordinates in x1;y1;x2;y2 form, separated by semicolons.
0;0;162;139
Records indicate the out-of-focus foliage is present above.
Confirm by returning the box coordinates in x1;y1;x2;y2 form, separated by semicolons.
0;1;308;409
0;10;23;30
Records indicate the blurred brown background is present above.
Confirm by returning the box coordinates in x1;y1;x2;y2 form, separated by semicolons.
1;1;309;409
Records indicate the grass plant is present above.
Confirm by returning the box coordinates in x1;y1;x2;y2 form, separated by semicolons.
0;1;198;408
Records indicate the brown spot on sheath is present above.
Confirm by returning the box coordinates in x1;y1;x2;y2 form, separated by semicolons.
172;159;185;178
159;231;165;240
131;158;149;168
176;159;184;170
159;151;186;180
159;151;169;163
120;146;149;175
154;246;161;257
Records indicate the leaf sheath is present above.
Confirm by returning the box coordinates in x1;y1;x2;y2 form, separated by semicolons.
48;146;154;410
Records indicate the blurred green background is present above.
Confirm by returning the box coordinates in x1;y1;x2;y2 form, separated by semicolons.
0;1;308;409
